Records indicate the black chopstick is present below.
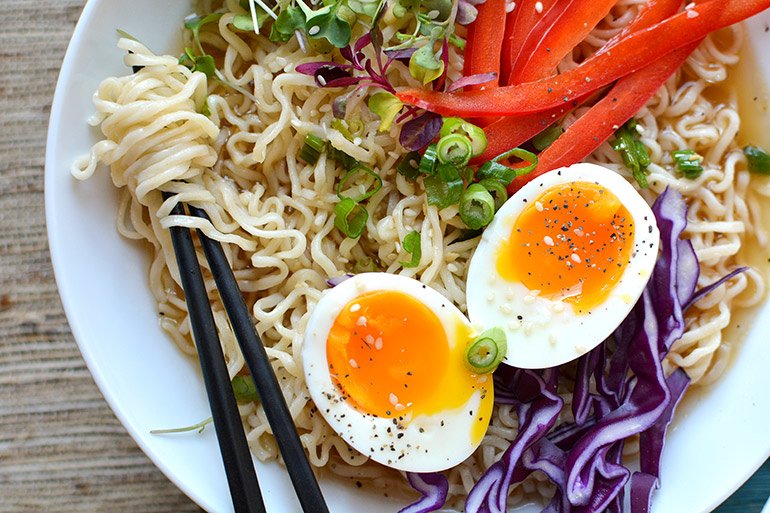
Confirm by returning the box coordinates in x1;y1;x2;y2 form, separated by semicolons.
187;205;330;513
165;198;267;513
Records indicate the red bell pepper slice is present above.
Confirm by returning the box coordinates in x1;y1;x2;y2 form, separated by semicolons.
507;42;701;192
463;0;508;89
503;0;562;84
511;0;617;84
475;0;686;163
398;0;770;117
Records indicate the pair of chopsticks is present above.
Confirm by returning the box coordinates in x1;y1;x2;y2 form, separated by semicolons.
163;193;329;513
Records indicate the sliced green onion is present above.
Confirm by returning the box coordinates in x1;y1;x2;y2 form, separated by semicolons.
397;151;422;180
436;133;474;167
334;197;368;239
459;165;474;185
424;163;464;209
440;117;487;157
231;375;260;403
479;178;508;211
672;149;704;179
460;183;496;230
347;119;365;137
532;125;563;152
331;118;355;141
353;256;378;273
336;164;383;202
465;327;507;374
419;143;439;176
300;134;325;165
477;147;538;185
328;146;358;171
744;145;770;175
400;230;422;268
611;119;651;188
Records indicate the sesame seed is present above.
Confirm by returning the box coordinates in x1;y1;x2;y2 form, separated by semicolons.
535;1;543;13
389;393;399;405
356;316;367;326
375;337;383;350
544;235;555;246
308;25;320;36
571;253;582;263
535;201;544;212
349;359;359;368
350;303;361;312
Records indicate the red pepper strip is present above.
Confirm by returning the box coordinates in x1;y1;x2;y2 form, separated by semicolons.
475;0;685;163
502;0;560;85
511;0;618;84
463;0;508;89
397;0;770;117
507;42;701;193
472;107;571;163
499;5;522;84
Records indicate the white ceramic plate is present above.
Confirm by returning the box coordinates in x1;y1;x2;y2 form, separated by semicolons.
45;1;770;512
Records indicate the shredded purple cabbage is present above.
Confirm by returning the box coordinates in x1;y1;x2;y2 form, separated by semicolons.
398;473;449;513
326;274;354;287
400;188;751;512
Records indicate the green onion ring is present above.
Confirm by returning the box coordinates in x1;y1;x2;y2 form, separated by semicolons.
460;183;496;230
437;133;474;167
465;327;507;374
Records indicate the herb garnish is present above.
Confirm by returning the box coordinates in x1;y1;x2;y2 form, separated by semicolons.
611;119;651;188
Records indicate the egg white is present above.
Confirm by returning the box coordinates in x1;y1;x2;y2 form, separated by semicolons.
302;273;491;472
466;163;660;369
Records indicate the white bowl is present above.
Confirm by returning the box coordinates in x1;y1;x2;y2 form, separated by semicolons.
45;1;770;512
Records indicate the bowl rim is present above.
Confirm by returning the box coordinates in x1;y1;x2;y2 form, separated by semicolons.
44;1;770;511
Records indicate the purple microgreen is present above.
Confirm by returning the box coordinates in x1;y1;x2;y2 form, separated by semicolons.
385;47;417;70
396;104;420;124
446;72;498;92
457;0;480;25
355;32;373;56
399;111;442;151
340;45;355;64
324;76;366;88
370;2;386;53
435;38;450;91
295;61;353;75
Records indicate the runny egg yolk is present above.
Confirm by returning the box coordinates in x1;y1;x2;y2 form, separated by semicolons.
326;290;490;432
497;182;634;312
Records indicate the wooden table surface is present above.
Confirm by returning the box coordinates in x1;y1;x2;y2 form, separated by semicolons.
0;0;767;511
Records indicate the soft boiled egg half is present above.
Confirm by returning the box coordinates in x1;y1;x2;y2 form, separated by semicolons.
302;273;493;472
467;163;660;369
